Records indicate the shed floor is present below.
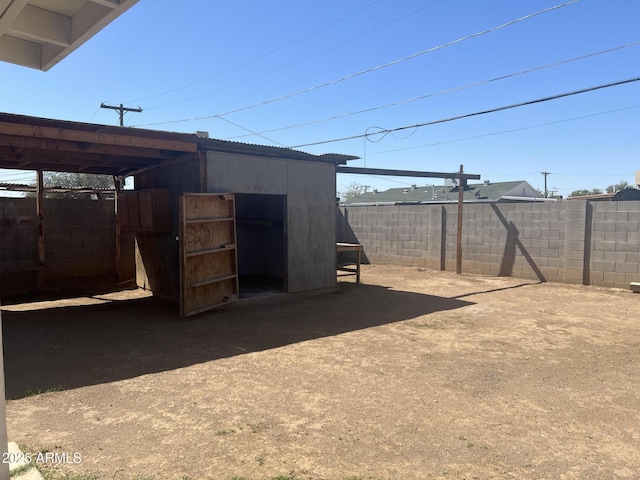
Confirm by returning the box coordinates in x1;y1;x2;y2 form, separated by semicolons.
238;274;284;299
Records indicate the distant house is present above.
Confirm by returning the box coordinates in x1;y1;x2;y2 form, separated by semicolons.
567;187;640;202
342;180;544;205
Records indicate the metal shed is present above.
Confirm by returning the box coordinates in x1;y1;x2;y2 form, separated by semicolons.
0;112;357;315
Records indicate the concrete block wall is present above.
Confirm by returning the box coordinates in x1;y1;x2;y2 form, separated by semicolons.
589;202;640;288
0;197;135;294
0;198;39;272
44;198;116;278
338;200;640;288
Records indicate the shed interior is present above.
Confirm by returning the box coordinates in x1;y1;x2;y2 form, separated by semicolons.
235;193;287;298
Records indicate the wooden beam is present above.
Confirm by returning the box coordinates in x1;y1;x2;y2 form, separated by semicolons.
127;152;198;177
36;169;45;287
113;175;122;282
336;166;481;180
0;133;186;160
0;121;197;153
456;165;465;275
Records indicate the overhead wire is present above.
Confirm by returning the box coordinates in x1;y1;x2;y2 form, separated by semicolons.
142;0;450;111
133;0;580;128
224;41;640;140
288;77;640;148
367;104;640;155
125;0;385;104
217;117;287;147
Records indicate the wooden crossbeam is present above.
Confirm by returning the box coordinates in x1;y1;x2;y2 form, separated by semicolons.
336;166;481;180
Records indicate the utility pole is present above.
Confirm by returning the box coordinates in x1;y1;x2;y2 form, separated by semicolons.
100;102;142;126
541;171;551;198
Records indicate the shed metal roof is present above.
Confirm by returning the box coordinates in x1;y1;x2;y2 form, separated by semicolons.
0;0;139;70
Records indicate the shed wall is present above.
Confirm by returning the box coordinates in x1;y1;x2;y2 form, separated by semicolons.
207;152;337;293
134;159;200;302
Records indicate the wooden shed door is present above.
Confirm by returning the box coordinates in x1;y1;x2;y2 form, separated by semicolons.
179;193;239;316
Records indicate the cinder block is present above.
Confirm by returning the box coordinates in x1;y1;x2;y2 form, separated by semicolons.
563;258;584;270
626;252;640;263
604;251;627;263
594;240;616;252
617;262;639;274
563;268;584;284
605;211;628;222
603;271;628;284
604;231;627;242
593;261;617;272
616;222;640;233
616;242;639;253
565;229;585;241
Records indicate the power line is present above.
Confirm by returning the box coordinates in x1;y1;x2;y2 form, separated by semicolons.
367;104;640;156
133;0;580;128
217;117;287;147
125;0;385;104
289;76;640;148
142;0;450;111
225;42;640;141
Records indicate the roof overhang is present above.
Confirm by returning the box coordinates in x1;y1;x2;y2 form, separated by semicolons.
0;0;139;71
0;112;361;176
0;112;199;176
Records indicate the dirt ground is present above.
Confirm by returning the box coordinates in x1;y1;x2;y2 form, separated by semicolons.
2;265;640;480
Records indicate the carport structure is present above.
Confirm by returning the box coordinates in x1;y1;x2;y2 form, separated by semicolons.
0;112;199;288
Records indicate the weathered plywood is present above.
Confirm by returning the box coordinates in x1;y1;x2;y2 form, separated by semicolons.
184;193;234;220
184;221;234;253
182;278;238;315
180;193;238;316
184;250;235;286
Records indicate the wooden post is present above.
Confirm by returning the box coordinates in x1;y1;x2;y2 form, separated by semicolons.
456;164;464;275
113;175;122;283
36;170;45;288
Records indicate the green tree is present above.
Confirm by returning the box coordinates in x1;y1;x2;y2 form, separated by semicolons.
569;188;602;197
339;181;368;201
605;180;629;194
29;172;114;199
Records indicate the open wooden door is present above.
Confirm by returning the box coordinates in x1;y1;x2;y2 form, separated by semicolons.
179;193;239;316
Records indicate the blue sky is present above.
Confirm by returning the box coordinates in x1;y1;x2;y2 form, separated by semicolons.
1;0;638;197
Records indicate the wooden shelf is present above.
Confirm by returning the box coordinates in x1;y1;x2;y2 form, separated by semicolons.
183;295;239;315
186;273;237;289
185;217;235;224
186;244;236;257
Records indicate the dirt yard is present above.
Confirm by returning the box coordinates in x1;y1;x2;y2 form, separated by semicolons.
3;265;640;479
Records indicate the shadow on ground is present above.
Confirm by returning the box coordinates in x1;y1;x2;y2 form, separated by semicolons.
2;283;473;399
